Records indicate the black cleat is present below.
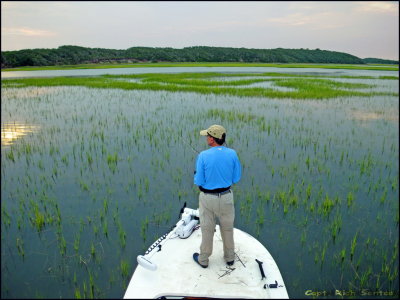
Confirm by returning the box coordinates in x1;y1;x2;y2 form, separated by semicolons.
193;253;208;268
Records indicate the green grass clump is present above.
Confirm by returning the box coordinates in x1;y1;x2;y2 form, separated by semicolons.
320;194;335;216
28;200;47;231
120;260;130;278
347;192;355;207
350;232;358;260
141;75;267;87
331;212;342;241
74;235;80;252
91;242;96;257
16;237;25;258
107;153;118;173
74;287;82;299
5;149;16;162
140;216;149;242
340;248;346;262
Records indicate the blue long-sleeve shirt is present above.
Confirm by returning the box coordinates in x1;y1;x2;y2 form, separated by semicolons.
194;146;241;190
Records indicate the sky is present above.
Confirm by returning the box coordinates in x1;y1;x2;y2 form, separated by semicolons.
1;1;399;60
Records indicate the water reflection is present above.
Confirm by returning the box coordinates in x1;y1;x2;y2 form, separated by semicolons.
1;123;40;147
349;110;399;123
2;67;398;79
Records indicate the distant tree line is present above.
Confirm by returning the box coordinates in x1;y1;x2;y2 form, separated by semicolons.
362;58;398;65
1;45;396;68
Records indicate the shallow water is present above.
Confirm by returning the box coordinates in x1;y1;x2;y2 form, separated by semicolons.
1;70;399;299
1;66;398;79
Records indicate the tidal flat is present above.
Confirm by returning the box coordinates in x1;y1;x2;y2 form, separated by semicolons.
1;69;399;298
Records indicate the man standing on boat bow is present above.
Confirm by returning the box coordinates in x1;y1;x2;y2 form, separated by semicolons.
193;124;242;268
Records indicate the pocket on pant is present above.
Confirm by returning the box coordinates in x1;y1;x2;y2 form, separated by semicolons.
221;193;234;215
222;192;234;205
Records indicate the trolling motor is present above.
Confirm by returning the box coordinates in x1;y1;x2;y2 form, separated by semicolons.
175;201;199;239
175;207;199;239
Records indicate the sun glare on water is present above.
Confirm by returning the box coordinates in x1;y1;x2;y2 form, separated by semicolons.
1;123;40;147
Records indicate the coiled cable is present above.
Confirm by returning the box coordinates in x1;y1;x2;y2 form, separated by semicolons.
144;225;175;255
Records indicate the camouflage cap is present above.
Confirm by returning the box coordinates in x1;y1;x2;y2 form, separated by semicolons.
200;124;226;139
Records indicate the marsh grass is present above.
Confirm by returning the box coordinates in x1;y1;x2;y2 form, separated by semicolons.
206;108;264;126
120;259;130;278
107;153;118;173
347;192;355;207
74;234;80;252
74;287;81;299
140;217;149;242
16;237;25;258
320;194;335;217
350;232;358;260
2;72;397;100
2;205;12;228
330;212;342;242
91;242;96;257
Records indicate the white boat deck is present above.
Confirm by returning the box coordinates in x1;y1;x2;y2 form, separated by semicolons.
124;224;289;299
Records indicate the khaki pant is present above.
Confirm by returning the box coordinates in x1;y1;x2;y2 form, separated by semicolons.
198;191;235;266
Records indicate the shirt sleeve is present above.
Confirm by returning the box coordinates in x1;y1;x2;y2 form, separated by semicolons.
194;154;205;187
232;152;241;184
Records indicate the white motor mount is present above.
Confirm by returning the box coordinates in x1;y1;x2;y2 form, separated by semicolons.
176;208;199;239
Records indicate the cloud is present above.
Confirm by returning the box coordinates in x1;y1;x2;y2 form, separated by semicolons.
355;1;398;15
3;27;57;37
266;12;345;29
267;13;308;26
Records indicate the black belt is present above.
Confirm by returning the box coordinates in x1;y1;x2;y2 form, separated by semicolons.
199;186;231;195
